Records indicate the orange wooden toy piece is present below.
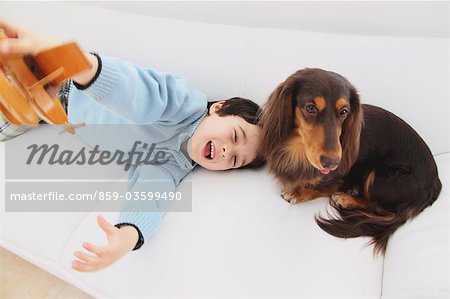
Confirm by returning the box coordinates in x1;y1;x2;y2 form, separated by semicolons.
0;29;91;134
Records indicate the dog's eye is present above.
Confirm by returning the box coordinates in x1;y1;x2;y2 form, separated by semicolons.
339;108;349;119
305;104;318;115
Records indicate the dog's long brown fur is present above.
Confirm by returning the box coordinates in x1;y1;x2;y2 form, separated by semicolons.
260;68;442;254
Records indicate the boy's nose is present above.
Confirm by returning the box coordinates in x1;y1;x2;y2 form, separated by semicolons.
221;144;234;159
221;145;227;159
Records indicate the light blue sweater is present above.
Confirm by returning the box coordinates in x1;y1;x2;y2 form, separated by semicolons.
67;55;207;242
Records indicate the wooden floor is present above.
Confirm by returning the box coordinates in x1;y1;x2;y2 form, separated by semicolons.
0;246;92;299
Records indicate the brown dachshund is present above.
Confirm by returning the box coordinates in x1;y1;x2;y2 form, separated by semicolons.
259;68;442;254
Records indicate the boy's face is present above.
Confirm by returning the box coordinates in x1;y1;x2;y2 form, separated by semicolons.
187;101;262;171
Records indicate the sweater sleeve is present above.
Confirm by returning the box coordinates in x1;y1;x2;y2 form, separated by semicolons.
115;164;177;242
77;55;207;125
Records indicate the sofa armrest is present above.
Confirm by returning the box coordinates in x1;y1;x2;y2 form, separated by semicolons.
382;153;450;298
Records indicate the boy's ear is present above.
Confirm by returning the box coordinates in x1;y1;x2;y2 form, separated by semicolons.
209;100;226;115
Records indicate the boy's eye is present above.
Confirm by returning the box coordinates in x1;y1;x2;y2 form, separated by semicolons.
233;156;237;167
233;129;238;143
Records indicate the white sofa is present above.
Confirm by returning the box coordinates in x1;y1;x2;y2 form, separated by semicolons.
0;2;448;298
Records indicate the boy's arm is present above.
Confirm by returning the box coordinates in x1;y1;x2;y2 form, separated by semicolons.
71;54;207;125
114;164;176;241
73;165;176;272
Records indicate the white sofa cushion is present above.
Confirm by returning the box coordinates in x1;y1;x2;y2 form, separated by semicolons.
59;167;382;298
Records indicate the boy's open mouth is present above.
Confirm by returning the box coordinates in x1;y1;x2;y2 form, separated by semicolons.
203;140;215;159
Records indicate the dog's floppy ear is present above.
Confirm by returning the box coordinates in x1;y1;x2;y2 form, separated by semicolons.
259;79;295;157
338;85;363;175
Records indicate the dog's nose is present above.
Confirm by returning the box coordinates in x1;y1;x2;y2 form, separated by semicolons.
320;155;340;170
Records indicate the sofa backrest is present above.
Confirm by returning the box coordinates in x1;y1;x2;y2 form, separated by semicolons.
1;2;448;154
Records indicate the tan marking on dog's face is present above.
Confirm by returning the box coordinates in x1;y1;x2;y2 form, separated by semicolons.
335;98;349;111
295;107;324;170
314;97;326;112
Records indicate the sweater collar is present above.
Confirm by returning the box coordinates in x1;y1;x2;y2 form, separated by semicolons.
173;110;207;170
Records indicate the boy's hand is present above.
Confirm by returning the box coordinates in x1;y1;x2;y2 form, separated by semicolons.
0;20;58;57
0;19;98;87
72;215;139;272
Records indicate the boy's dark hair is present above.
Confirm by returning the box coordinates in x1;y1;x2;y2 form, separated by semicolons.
207;97;266;169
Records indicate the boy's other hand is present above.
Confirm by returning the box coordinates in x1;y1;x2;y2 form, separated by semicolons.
0;20;58;57
72;215;139;272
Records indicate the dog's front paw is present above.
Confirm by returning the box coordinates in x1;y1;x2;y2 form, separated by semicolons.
281;190;301;204
331;193;354;209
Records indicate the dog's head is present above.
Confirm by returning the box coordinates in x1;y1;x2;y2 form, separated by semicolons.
260;68;363;177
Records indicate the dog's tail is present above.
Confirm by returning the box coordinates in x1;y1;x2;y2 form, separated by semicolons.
315;202;410;255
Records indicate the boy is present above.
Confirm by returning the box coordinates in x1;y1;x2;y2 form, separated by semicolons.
0;21;264;272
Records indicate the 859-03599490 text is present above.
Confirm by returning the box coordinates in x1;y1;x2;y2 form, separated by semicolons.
9;191;183;201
